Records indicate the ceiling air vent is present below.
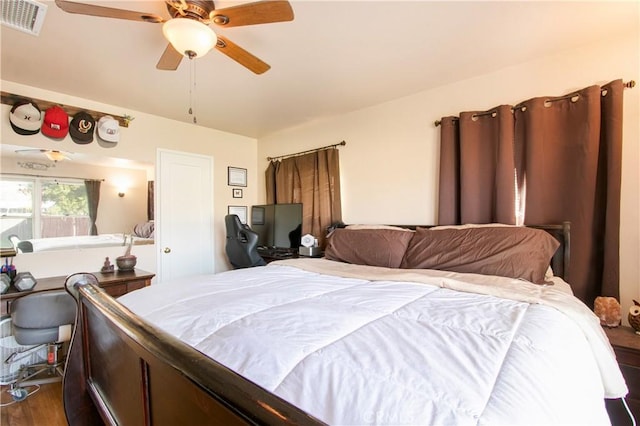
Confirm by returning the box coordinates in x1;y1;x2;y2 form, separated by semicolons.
1;0;48;36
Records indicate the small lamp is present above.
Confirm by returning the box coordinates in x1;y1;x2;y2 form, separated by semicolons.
162;18;217;59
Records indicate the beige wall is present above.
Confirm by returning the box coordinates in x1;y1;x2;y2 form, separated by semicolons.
1;80;259;277
257;31;640;317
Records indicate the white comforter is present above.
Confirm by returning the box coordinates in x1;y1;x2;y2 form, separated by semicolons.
119;259;626;425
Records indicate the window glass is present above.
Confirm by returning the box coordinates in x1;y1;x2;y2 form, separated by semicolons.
0;178;89;243
40;181;89;238
0;179;34;240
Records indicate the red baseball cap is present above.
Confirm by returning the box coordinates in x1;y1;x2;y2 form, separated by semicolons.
41;106;69;139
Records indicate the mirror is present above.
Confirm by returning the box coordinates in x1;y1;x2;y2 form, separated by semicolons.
0;144;154;255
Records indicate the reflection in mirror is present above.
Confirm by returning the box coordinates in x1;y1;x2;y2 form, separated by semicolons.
0;144;155;255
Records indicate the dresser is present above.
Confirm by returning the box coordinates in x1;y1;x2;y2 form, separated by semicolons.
1;269;155;316
604;326;640;425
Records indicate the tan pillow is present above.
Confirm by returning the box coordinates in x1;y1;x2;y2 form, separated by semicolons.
400;227;559;284
325;228;415;268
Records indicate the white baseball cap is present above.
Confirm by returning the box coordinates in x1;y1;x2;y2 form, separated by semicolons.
97;115;119;146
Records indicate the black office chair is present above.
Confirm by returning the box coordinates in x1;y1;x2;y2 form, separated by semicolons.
6;290;76;401
225;214;266;269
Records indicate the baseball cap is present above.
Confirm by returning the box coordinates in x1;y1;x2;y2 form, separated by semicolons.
69;111;95;144
9;101;42;135
41;106;69;139
97;115;119;147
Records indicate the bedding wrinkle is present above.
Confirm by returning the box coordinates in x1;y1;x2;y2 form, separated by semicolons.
271;284;441;392
217;281;440;391
278;259;626;399
273;287;534;424
476;303;529;424
140;277;368;348
273;288;489;424
276;283;536;424
477;304;611;425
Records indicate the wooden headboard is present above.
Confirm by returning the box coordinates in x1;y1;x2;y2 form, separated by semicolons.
527;222;571;283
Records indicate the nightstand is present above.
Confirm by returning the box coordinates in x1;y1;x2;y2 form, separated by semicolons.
604;326;640;425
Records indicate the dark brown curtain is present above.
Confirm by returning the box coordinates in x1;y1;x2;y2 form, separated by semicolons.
265;148;342;248
438;117;460;225
147;181;155;221
439;105;516;225
84;179;101;235
265;161;278;205
438;79;624;305
515;80;623;303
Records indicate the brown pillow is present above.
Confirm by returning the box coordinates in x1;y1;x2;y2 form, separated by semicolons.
325;228;415;268
400;227;559;284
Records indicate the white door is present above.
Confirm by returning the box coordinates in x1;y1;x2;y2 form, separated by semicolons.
156;149;214;282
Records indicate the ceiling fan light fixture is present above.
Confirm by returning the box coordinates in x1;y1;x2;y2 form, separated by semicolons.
44;150;67;162
162;18;217;59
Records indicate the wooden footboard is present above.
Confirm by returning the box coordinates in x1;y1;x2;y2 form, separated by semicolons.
62;273;324;426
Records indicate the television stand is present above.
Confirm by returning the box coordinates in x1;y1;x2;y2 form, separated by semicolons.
258;247;324;263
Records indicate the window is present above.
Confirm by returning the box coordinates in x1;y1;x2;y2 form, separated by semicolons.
1;177;89;243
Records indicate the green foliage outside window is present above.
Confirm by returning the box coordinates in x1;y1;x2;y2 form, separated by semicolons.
41;182;88;216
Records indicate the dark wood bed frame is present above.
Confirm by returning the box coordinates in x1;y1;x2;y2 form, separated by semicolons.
62;223;571;425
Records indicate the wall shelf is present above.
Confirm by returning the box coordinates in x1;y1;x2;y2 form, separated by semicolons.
1;91;130;128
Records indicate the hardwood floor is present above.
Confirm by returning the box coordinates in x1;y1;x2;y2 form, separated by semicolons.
0;382;66;425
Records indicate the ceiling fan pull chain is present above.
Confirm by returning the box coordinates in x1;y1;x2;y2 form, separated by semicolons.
188;58;194;123
190;59;197;124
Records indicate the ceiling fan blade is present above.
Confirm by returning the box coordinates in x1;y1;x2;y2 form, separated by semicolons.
215;36;270;74
55;0;166;23
15;149;72;161
211;1;293;28
15;149;42;154
156;44;184;70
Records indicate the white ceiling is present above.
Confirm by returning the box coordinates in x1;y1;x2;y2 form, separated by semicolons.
1;1;638;139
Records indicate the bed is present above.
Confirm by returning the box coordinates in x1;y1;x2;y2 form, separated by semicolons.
61;223;629;425
20;233;154;252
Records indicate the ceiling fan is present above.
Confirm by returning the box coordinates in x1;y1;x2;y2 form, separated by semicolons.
54;0;294;74
15;149;72;162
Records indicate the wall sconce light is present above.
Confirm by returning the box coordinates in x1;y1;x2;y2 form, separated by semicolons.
113;177;130;199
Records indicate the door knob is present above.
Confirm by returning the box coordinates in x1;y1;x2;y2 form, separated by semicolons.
163;247;171;253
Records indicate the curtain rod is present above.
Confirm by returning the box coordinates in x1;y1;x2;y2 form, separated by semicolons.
433;80;636;126
1;172;104;181
267;141;346;161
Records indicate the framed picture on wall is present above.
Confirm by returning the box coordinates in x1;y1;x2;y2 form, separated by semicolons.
228;167;247;187
232;188;243;198
228;206;247;224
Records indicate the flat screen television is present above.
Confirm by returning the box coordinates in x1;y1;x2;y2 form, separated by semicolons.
251;203;302;249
